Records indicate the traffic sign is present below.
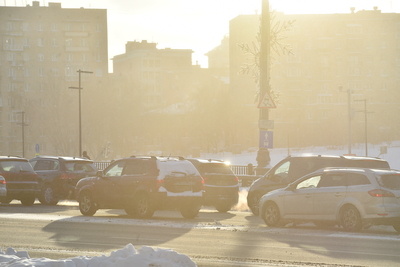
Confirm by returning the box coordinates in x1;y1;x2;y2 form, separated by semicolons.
259;130;273;149
258;92;276;109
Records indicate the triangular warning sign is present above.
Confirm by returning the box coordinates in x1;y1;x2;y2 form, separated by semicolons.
258;92;276;108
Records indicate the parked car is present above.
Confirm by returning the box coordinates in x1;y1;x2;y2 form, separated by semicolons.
259;167;400;232
0;156;40;205
247;155;390;215
75;156;204;219
29;156;98;205
0;176;7;198
187;158;239;212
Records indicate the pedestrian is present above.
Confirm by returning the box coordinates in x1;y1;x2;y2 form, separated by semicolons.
82;151;91;160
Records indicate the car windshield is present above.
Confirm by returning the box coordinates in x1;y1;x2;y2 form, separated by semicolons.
0;160;34;172
378;173;400;190
197;163;233;174
65;162;96;172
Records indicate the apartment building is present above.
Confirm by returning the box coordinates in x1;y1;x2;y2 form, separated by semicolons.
0;2;108;157
224;7;400;149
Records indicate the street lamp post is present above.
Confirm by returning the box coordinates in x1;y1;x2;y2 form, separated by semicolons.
339;86;352;155
69;69;93;157
355;99;369;156
17;111;28;157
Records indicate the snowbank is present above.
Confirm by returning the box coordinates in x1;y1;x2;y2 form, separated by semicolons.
0;244;196;267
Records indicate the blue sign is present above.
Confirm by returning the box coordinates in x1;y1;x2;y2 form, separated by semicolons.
259;130;273;149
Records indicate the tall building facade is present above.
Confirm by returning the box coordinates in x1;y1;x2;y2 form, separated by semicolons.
226;8;400;150
0;2;108;157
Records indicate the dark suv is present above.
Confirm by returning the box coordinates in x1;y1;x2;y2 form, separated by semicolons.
75;156;204;219
29;156;98;205
0;156;40;206
188;159;239;212
247;155;390;215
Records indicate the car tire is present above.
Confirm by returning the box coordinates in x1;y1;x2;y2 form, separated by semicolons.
125;193;154;219
79;191;97;216
0;197;12;204
340;205;362;232
215;202;232;213
261;202;281;227
39;185;59;205
20;194;36;206
180;199;201;219
248;192;262;216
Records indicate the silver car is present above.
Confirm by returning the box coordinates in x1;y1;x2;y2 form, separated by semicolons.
259;167;400;232
0;175;6;197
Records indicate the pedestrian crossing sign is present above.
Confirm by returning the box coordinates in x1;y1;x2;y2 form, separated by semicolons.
258;92;276;109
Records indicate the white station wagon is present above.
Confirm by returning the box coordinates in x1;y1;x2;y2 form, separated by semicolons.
259;167;400;232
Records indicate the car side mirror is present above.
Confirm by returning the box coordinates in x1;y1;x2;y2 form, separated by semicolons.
287;183;296;191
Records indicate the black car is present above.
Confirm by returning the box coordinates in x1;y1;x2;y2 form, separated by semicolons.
247;155;391;215
75;156;204;219
29;156;98;205
188;159;239;212
0;156;40;206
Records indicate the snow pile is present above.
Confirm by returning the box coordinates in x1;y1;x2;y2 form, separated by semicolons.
0;244;196;267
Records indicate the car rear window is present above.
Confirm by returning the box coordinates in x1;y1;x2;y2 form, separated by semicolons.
197;163;233;175
378;174;400;190
65;162;96;172
0;160;34;172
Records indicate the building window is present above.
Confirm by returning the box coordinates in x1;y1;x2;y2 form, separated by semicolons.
51;38;58;47
38;54;44;62
24;83;31;92
51;23;58;32
37;38;44;47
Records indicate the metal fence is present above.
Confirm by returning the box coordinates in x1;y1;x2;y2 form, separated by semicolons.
93;161;260;187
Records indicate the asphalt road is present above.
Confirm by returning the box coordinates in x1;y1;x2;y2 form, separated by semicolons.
0;201;399;267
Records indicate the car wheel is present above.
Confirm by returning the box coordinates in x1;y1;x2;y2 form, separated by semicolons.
20;194;36;206
340;205;362;232
125;193;154;219
79;191;97;216
180;199;201;219
392;224;400;233
0;197;12;204
262;202;281;227
39;185;59;205
215;202;232;213
248;192;262;216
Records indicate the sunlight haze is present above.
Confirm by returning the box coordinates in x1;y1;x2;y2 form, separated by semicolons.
5;0;400;68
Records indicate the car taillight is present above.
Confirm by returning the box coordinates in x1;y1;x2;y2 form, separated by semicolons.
368;189;395;197
156;179;164;189
0;179;5;185
60;173;75;179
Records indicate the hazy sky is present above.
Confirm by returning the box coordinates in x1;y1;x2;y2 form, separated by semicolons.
5;0;400;70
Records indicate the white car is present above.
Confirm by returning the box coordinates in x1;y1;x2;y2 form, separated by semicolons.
259;167;400;232
0;176;6;197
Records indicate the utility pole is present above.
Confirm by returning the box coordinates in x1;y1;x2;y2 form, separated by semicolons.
69;69;93;157
17;111;28;157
